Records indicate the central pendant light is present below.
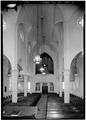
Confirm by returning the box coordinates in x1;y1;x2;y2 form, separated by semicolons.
34;4;42;64
7;4;16;8
40;67;45;72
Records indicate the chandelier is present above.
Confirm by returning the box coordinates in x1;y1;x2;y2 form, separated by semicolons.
34;4;42;64
40;67;45;72
34;54;42;64
42;71;46;75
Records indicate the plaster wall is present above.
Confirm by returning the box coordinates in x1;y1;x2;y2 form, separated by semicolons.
17;24;27;72
70;57;83;98
68;10;84;65
31;75;57;93
3;9;20;68
31;45;59;93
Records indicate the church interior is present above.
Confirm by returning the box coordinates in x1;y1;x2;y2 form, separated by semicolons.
2;1;85;119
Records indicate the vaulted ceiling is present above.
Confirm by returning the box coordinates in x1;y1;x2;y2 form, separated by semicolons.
2;1;85;55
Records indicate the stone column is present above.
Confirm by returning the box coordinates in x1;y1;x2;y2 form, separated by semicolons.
64;69;70;103
48;83;50;93
63;21;70;103
24;75;27;96
59;74;62;97
80;71;84;99
30;76;33;94
40;82;42;93
11;23;18;103
12;70;18;103
58;76;60;94
56;77;59;94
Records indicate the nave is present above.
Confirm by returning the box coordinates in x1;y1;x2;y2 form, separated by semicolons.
3;93;84;119
2;1;85;120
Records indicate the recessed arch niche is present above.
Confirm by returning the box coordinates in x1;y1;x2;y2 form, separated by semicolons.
3;55;12;95
35;52;54;75
70;51;83;98
70;51;83;82
3;55;12;77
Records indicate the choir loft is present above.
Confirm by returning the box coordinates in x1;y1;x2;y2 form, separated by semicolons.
2;1;85;119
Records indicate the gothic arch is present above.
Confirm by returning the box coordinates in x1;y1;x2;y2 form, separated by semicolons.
70;51;83;82
35;52;54;74
3;54;12;76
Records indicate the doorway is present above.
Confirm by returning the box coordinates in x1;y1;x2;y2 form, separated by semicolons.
42;83;48;94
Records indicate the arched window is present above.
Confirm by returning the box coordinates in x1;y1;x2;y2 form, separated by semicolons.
35;52;54;74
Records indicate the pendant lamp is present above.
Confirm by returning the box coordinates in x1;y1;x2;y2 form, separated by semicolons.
34;4;42;64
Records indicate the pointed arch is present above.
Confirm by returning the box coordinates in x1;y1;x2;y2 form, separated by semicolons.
35;52;54;74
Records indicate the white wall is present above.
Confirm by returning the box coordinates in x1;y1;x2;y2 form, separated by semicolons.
3;9;20;68
68;10;84;65
31;75;57;93
31;45;59;93
70;54;83;98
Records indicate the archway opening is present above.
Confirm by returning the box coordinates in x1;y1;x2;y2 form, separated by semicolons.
70;51;84;98
3;55;12;97
35;52;54;75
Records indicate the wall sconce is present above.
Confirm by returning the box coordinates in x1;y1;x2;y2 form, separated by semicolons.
3;19;6;31
18;74;21;78
77;16;84;29
7;70;11;77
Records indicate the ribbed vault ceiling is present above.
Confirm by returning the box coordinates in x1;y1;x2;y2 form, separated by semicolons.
24;4;64;53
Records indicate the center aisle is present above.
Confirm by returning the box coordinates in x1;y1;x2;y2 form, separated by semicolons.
36;95;47;119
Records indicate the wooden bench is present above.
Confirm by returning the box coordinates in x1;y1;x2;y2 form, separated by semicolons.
3;106;38;118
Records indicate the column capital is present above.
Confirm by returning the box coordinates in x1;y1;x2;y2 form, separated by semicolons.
24;74;27;77
11;69;18;75
24;74;27;80
11;69;18;72
63;20;70;25
64;69;70;72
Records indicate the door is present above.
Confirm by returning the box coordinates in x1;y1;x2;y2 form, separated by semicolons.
42;85;48;94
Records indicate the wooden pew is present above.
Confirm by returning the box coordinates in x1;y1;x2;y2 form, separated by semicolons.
3;106;38;118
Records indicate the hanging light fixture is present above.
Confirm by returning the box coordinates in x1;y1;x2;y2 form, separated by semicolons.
7;4;16;8
42;71;46;75
3;19;6;31
40;8;47;74
40;67;45;72
34;4;42;64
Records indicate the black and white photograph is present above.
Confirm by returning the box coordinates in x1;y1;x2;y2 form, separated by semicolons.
1;1;85;119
